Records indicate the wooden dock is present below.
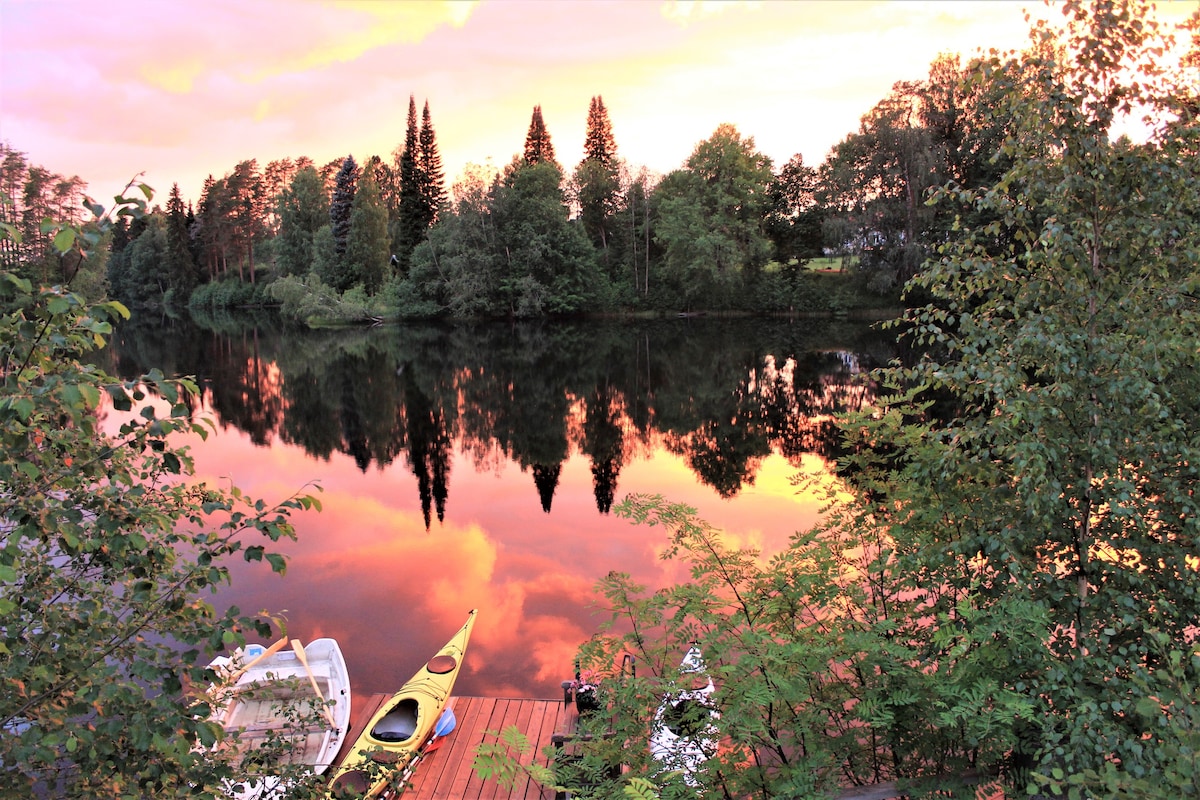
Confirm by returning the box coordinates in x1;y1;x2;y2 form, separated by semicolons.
335;693;579;800
332;694;1007;800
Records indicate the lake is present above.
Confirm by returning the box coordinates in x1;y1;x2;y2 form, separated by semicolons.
102;314;892;701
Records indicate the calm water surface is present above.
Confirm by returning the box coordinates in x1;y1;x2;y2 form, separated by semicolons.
104;315;892;703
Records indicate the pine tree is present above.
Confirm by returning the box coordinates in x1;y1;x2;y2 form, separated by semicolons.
395;96;424;272
523;105;557;166
329;154;359;258
418;100;447;226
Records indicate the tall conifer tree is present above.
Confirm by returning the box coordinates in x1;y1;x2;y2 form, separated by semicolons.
583;96;616;168
164;183;196;297
523;105;556;166
418;100;447;225
329;154;359;258
575;95;620;257
396;95;424;271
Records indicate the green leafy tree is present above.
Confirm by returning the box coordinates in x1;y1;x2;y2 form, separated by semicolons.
120;212;168;311
275;165;330;277
653;124;774;309
523;105;557;167
345;169;390;294
818;83;939;291
311;223;341;291
552;4;1200;798
0;146;88;287
0;186;319;797
404;163;497;317
764;153;823;269
490;160;597;316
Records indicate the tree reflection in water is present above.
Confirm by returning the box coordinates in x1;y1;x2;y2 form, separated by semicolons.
105;316;890;523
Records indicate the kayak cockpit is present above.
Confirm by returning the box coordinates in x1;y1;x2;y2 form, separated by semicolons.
372;698;419;742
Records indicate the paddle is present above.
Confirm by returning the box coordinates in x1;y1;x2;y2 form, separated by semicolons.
224;637;288;684
290;639;338;728
385;707;458;797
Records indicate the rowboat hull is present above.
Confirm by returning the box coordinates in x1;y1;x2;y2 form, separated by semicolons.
649;645;718;786
328;609;478;799
210;638;352;798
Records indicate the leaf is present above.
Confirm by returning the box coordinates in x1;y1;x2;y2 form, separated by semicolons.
265;553;288;574
53;227;77;253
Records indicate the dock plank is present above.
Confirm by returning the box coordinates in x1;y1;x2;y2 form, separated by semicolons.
332;695;573;800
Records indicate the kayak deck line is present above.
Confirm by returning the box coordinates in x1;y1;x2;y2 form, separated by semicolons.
331;694;579;800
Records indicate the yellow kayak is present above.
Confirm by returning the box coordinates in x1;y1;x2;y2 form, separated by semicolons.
328;610;477;798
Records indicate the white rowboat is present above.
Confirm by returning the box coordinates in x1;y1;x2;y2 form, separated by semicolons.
649;645;719;786
209;638;352;798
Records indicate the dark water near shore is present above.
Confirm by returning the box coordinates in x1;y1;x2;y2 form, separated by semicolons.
103;314;893;700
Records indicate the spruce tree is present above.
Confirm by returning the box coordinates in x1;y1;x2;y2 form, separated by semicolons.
523;105;557;166
329;154;358;258
395;95;424;272
583;96;616;168
164;183;196;298
418;100;447;226
575;95;620;256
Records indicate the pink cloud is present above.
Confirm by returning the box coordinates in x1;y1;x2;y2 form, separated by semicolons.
9;1;1185;214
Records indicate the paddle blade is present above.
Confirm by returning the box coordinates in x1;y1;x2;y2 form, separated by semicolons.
434;708;457;738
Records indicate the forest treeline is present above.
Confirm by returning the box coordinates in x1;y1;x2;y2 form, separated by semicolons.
3;46;1029;321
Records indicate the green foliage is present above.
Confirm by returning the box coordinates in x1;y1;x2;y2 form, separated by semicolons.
575;96;621;258
405;160;602;318
472;725;558;791
858;0;1200;791
329;155;358;264
1032;642;1200;797
266;273;384;325
0;191;321;796
344;171;390;293
395;96;425;272
165;183;197;300
187;276;268;310
275;166;329;277
311;223;339;290
653;125;775;309
108;212;168;311
418;100;447;226
543;8;1200;798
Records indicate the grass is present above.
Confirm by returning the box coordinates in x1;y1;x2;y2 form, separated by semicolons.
806;255;856;272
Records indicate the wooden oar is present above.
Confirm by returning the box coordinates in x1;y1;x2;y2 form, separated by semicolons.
290;638;338;728
224;637;288;683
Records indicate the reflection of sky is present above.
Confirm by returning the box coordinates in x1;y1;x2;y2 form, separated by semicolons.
179;414;835;701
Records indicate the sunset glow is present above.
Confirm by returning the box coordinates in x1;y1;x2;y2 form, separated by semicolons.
0;0;1099;206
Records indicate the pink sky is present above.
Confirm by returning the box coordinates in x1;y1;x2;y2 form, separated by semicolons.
2;1;1194;208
